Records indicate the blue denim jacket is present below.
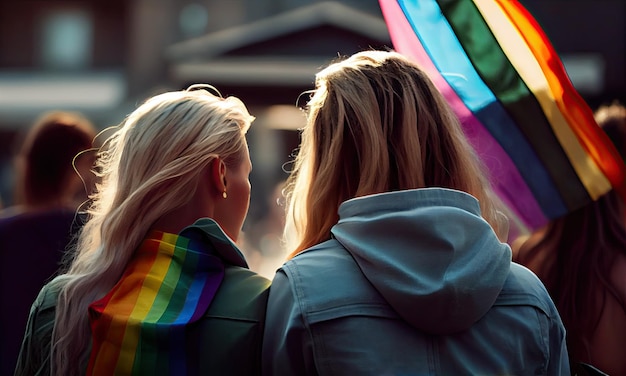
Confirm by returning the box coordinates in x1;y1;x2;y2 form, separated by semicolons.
263;188;570;375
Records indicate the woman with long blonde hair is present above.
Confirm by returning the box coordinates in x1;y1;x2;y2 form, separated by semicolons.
15;85;270;375
262;50;569;375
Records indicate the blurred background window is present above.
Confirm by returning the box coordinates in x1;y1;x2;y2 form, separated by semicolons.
40;9;92;70
179;3;209;38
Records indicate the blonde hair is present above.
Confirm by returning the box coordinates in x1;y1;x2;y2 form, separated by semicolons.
48;85;254;375
285;50;506;256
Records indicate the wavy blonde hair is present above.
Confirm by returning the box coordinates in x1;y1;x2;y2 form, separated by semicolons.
285;50;506;256
48;85;254;375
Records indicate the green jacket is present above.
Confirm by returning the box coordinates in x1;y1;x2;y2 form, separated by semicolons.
15;219;271;376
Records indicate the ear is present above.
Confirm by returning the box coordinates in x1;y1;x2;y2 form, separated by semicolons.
209;157;227;194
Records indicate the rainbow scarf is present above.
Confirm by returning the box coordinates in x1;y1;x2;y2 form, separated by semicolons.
87;230;225;375
379;0;626;231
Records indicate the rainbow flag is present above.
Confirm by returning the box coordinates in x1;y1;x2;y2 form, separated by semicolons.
87;231;224;375
379;0;626;231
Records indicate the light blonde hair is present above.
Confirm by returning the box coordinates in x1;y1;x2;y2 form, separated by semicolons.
285;50;506;256
48;85;254;375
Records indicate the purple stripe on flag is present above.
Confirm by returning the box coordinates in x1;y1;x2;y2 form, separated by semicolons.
380;0;547;229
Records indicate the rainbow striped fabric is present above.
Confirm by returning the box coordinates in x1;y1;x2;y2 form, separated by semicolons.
379;0;626;231
87;231;224;375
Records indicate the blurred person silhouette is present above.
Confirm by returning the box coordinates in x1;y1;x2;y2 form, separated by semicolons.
0;110;97;376
513;101;626;376
595;101;626;163
1;110;97;215
14;85;270;375
595;101;626;228
262;50;569;375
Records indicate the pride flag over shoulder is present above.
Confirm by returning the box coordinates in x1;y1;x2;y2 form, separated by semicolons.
379;0;626;232
87;231;224;375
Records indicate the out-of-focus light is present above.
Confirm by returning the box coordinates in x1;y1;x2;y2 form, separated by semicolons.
0;72;125;111
561;53;605;95
179;3;209;38
263;105;307;130
41;10;92;69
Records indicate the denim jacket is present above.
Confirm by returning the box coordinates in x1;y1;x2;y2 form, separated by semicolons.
263;188;570;375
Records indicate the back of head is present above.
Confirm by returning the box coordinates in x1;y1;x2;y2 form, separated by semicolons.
595;100;626;225
93;86;253;226
14;111;96;207
515;101;626;369
595;101;626;165
51;85;255;375
286;50;503;254
594;100;626;226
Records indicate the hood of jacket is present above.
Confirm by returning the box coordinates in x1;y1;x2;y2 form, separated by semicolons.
330;188;511;335
182;217;249;268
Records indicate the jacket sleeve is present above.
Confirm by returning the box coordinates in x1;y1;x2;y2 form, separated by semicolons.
547;307;571;376
14;286;55;376
262;268;316;376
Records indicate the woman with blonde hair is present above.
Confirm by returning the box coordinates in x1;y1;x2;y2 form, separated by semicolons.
15;85;270;375
262;50;569;375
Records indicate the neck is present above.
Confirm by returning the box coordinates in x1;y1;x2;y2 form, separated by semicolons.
150;195;214;235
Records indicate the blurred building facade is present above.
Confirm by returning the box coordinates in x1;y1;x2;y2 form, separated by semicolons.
0;0;624;216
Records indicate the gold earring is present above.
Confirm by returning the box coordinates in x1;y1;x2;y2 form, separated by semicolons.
222;190;228;199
